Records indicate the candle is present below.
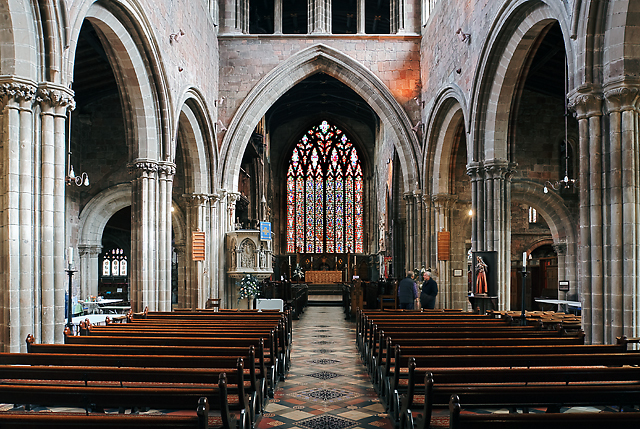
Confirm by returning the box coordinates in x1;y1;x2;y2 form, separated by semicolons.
523;252;527;270
68;247;73;266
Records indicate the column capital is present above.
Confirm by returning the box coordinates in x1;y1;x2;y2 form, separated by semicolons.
483;158;510;179
568;91;604;119
78;244;103;256
129;159;159;175
0;78;37;104
604;85;640;113
158;160;176;177
553;243;567;255
210;193;221;204
184;193;210;206
432;193;458;208
466;161;483;180
36;83;75;110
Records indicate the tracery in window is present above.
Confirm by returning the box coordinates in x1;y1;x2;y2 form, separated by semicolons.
286;121;364;254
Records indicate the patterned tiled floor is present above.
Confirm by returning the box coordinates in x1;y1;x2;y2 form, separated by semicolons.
257;306;394;429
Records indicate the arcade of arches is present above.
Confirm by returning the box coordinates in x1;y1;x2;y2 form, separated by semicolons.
0;0;639;351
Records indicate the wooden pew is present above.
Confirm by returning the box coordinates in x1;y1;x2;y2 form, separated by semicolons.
27;339;265;415
447;394;640;429
0;397;210;429
61;332;278;398
0;374;241;429
402;364;640;429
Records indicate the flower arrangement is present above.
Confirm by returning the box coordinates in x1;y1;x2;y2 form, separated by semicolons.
237;274;260;301
292;264;304;281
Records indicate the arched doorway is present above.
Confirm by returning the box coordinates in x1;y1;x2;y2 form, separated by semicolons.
98;207;131;302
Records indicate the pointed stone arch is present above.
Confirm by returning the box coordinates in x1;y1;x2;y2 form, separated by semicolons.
175;88;217;195
469;0;573;162
77;183;132;301
424;84;469;195
511;180;578;299
219;43;420;191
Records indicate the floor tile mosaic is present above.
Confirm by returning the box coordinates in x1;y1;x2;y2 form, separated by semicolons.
257;306;394;429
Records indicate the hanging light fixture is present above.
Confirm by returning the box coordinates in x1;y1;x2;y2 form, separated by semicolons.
65;110;89;187
544;55;578;194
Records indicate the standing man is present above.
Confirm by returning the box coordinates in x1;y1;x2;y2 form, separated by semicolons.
420;271;438;309
398;271;418;310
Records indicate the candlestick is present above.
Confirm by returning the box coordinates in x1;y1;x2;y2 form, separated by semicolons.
523;251;527;271
68;247;73;266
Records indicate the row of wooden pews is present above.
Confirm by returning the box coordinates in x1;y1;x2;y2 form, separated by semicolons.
356;309;640;429
0;308;292;429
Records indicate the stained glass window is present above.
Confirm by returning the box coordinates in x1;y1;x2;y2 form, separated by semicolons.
102;248;127;277
286;121;364;254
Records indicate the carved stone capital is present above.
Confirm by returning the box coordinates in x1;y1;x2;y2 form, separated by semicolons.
129;159;159;175
604;86;640;113
432;193;458;208
158;161;176;177
568;92;604;119
0;80;37;104
185;193;210;206
484;159;510;180
36;83;75;110
553;243;567;255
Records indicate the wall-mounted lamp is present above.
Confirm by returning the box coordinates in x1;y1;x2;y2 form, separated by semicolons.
65;111;89;187
66;165;89;187
413;96;425;108
411;121;424;134
456;68;462;74
214;97;225;107
170;29;185;44
178;66;184;72
215;119;227;133
468;209;473;217
456;28;470;43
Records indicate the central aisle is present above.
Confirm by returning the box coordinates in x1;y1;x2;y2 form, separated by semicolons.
257;306;394;429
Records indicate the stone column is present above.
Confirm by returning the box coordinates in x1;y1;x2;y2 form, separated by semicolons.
0;80;36;352
130;160;159;312
78;245;102;301
209;194;221;303
174;245;187;307
158;160;175;311
553;243;568;298
432;194;457;308
605;86;640;342
309;0;331;34
483;159;511;310
570;93;603;343
404;192;414;271
466;162;483;252
185;193;209;310
357;0;365;34
274;0;283;34
414;190;423;267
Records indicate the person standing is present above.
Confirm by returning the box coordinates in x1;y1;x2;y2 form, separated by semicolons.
420;271;438;309
398;271;418;310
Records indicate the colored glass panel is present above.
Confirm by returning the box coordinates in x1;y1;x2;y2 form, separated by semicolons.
315;167;323;253
285;120;363;255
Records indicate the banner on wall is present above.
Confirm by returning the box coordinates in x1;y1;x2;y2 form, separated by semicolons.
260;222;272;241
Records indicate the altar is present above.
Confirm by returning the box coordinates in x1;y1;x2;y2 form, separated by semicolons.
305;270;343;284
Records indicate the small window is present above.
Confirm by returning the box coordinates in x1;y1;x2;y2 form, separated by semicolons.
102;248;127;277
528;207;538;224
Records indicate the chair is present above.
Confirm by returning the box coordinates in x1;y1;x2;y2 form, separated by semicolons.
205;298;221;311
378;281;398;310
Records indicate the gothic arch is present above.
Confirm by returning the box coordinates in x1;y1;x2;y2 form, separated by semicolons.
78;183;132;248
219;43;420;191
66;0;171;160
77;183;131;300
424;85;469;195
469;0;573;162
175;89;217;195
511;180;578;295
